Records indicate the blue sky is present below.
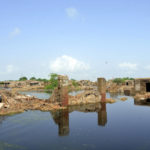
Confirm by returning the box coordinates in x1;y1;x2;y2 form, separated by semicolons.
0;0;150;81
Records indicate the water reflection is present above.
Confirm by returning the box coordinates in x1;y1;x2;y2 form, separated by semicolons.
0;116;7;125
69;90;84;96
50;102;107;136
51;109;69;136
98;103;107;126
134;99;150;106
19;91;51;99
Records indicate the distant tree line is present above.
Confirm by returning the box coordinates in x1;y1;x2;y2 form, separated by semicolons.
19;76;49;82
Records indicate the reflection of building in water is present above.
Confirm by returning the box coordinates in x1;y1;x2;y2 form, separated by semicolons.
51;103;108;136
0;116;7;125
134;99;150;106
97;103;107;126
51;109;69;136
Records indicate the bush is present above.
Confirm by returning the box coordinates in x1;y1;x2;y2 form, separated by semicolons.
19;77;28;81
36;78;48;82
45;73;58;90
30;77;36;80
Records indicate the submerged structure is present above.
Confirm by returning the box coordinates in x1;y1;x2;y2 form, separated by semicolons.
50;76;107;106
134;78;150;103
134;78;150;94
0;74;108;115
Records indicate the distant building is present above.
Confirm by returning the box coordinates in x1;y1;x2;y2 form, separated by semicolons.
134;78;150;94
0;80;44;88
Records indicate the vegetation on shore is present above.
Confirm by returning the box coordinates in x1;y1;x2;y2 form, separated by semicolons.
19;77;28;81
113;77;134;84
45;73;58;90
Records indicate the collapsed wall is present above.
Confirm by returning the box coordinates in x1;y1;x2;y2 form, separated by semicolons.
50;76;107;106
134;78;150;103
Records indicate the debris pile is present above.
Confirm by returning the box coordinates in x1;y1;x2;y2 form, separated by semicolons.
0;90;63;115
69;90;101;106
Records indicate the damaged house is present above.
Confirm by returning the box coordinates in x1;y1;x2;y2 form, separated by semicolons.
134;78;150;94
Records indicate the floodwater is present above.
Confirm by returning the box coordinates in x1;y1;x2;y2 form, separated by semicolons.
19;91;51;99
0;93;150;150
19;90;84;99
69;90;84;96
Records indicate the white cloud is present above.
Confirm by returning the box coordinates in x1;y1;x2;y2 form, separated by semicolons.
145;65;150;70
10;27;21;37
119;62;138;70
6;65;15;73
65;7;78;18
49;55;90;74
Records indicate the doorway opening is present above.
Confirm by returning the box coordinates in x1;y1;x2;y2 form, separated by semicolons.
146;98;150;102
146;83;150;92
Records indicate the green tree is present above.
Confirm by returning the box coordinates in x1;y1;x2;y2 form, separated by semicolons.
19;77;28;81
37;78;48;82
45;73;58;90
30;77;36;80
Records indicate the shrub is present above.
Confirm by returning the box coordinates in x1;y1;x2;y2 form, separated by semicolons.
19;77;28;81
45;73;58;90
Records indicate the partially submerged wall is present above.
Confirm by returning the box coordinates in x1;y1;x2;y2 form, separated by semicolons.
134;78;150;94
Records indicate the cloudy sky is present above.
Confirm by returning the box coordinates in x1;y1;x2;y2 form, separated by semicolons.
0;0;150;81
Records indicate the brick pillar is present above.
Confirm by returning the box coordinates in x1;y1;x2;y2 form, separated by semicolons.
59;86;68;106
98;103;107;126
97;78;106;102
58;75;69;107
